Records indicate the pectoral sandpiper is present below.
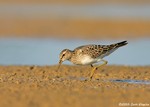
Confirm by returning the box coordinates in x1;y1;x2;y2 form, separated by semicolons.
57;41;128;79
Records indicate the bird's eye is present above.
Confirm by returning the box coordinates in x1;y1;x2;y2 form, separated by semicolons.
62;54;65;56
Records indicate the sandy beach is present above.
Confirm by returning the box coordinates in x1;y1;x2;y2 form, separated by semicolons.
0;65;150;107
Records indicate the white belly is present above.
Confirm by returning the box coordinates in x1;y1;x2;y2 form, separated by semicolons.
81;55;101;65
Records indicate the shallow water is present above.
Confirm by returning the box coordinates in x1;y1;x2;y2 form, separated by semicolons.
110;79;150;85
53;76;150;85
0;38;150;66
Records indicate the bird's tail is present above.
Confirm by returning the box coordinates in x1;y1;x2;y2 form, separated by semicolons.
115;41;128;48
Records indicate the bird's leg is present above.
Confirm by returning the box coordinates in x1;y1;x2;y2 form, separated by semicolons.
89;64;94;76
90;60;108;79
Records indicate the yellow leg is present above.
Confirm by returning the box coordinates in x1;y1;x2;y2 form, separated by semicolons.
90;60;108;79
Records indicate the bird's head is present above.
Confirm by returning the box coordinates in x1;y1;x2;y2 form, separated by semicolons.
57;49;72;71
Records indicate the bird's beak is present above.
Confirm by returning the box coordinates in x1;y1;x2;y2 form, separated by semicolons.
56;60;62;72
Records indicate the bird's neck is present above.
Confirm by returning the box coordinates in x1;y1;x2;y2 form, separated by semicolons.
68;50;73;61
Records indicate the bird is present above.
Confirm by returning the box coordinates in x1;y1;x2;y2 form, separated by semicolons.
57;41;128;79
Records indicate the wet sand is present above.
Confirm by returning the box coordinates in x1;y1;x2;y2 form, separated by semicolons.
0;65;150;107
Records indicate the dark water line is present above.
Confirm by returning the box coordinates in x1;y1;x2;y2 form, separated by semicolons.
110;79;150;85
59;76;150;85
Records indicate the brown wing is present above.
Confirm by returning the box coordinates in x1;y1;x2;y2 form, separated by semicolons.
99;45;117;58
74;44;119;58
73;41;127;59
99;41;127;58
73;45;103;58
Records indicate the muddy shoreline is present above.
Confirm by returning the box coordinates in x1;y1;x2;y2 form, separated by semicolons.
0;65;150;107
